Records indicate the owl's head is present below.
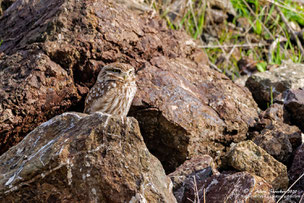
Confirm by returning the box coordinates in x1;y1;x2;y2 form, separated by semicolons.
97;63;136;82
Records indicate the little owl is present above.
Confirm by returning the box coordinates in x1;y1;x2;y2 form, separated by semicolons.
84;63;137;116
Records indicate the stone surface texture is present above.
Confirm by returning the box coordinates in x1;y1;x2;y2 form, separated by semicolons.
0;0;259;174
131;55;259;171
181;172;275;203
168;155;218;191
173;167;214;203
246;61;304;109
250;104;302;164
225;140;289;190
284;88;304;131
0;112;176;202
289;144;304;193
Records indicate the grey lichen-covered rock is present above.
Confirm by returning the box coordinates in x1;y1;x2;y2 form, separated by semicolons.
225;140;289;190
0;112;176;202
246;61;304;109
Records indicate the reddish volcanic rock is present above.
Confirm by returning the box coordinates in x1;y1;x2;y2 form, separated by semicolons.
0;0;259;174
182;172;274;203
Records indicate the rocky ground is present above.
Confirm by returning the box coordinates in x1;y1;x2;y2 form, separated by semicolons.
0;0;303;202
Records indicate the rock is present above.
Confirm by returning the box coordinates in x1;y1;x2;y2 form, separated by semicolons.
163;0;235;25
173;167;214;203
250;104;302;164
252;128;295;164
168;155;218;191
0;112;176;202
0;52;80;155
278;144;304;203
209;0;236;16
168;155;219;202
225;140;289;190
181;172;275;203
234;75;250;87
131;57;259;172
0;0;259;175
284;88;304;131
246;61;304;109
168;155;276;202
258;103;287;124
289;144;304;193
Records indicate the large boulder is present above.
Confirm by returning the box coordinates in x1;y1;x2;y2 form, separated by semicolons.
0;112;176;202
0;51;80;155
0;0;259;173
130;51;259;172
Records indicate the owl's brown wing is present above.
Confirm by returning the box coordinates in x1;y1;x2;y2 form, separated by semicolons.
84;80;115;114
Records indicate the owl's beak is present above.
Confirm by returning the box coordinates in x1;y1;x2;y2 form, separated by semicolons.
123;73;128;80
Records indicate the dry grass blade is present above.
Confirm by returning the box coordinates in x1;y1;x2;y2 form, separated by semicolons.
274;5;304;57
276;172;304;203
209;61;223;73
193;175;200;203
299;193;304;203
267;36;287;63
266;0;304;15
188;0;198;33
241;0;275;40
198;43;268;49
186;175;200;203
245;36;260;60
203;187;206;203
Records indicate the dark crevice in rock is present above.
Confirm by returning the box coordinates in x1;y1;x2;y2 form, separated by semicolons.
1;0;14;11
129;107;189;174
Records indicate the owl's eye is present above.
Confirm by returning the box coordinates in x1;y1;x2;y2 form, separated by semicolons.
111;69;121;73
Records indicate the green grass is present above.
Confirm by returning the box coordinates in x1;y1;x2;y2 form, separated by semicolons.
147;0;304;78
256;61;267;72
267;86;274;108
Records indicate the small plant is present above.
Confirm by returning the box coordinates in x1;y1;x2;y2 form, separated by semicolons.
0;40;3;47
256;61;267;72
148;0;304;77
267;86;274;108
187;175;202;203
